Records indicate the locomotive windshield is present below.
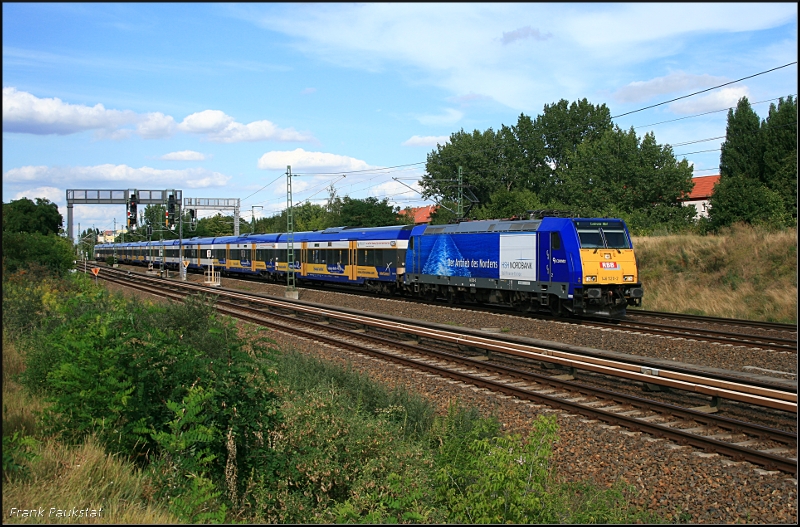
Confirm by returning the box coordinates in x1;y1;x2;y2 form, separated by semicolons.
574;220;631;249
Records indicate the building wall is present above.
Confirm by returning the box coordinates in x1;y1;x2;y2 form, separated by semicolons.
682;199;710;218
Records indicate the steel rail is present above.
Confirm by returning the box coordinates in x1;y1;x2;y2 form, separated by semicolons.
586;318;798;352
628;309;798;332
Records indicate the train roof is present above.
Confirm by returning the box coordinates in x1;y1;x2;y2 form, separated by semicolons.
415;217;628;235
419;219;543;235
288;224;414;243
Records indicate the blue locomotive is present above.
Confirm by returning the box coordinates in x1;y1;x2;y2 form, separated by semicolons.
95;217;643;318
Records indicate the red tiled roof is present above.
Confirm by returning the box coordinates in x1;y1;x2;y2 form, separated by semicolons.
398;205;438;223
685;175;720;200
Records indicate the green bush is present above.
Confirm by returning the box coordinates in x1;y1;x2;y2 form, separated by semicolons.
254;385;441;524
2;232;75;277
2;431;39;482
274;350;435;440
8;277;283;522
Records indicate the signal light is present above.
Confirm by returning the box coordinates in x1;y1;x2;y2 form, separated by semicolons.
167;194;177;227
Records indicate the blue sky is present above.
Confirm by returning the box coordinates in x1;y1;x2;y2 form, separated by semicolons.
3;3;797;239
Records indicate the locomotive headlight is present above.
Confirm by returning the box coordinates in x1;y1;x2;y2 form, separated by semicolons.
623;275;634;282
585;275;597;282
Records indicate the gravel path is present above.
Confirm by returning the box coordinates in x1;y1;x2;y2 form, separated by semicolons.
106;269;799;523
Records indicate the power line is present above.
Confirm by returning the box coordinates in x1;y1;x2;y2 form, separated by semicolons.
636;94;797;129
676;148;720;156
292;161;425;176
612;61;797;119
671;136;726;148
241;173;284;203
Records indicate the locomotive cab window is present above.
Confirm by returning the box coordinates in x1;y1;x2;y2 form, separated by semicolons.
574;221;631;249
600;226;631;249
576;228;604;248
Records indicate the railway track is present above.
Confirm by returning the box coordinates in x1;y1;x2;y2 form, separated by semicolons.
99;261;799;354
627;308;797;332
86;263;798;475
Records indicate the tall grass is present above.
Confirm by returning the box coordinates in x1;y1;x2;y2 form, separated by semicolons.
2;335;177;524
632;224;797;323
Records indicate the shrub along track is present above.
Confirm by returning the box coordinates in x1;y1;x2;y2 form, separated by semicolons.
88;263;799;523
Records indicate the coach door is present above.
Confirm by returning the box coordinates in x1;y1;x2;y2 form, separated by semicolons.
347;242;356;281
549;231;569;283
539;232;552;281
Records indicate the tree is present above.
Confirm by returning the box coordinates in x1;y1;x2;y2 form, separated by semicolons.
708;176;787;229
2;197;63;235
3;232;75;276
560;126;694;231
338;197;402;227
420;99;613;218
711;95;796;228
534;98;612;174
195;213;234;237
719;97;764;183
761;96;797;219
421;127;506;208
474;189;543;220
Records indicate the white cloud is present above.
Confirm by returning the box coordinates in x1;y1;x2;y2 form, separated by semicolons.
137;112;177;139
370;179;421;199
160;150;207;161
211;120;314;143
3;87;138;135
2;165;48;181
668;86;751;114
14;186;63;204
566;4;797;49
178;110;234;134
301;87;317;94
402;135;450;147
3;164;231;189
416;108;463;126
179;110;315;143
613;72;729;104
258;148;373;172
3;88;314;143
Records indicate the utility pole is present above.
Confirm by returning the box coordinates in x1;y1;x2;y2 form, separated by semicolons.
251;205;262;233
113;218;117;264
457;166;464;220
179;194;185;280
286;165;298;299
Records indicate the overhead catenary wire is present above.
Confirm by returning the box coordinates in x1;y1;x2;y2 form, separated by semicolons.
611;61;797;119
634;94;797;129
